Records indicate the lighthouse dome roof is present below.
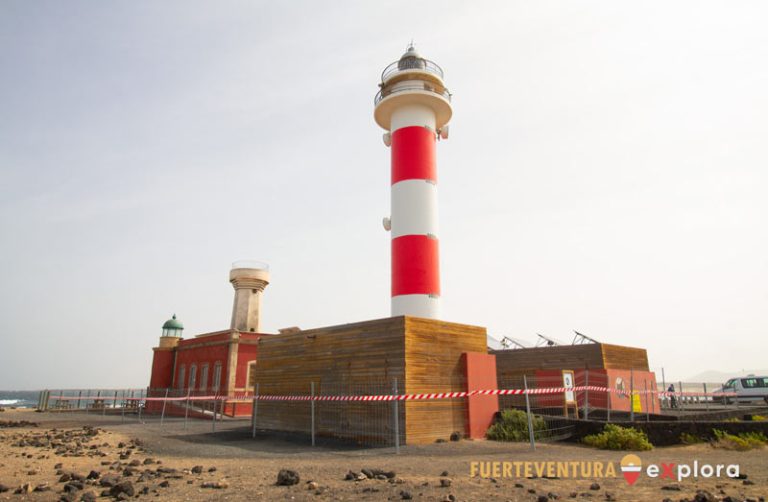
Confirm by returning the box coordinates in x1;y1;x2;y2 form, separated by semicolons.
162;314;184;330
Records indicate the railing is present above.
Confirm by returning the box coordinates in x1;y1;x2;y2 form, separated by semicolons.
381;58;444;82
374;83;452;106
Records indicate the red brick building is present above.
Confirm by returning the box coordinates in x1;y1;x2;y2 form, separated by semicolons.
148;262;270;417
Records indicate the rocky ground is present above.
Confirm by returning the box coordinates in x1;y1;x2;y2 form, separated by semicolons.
0;409;766;501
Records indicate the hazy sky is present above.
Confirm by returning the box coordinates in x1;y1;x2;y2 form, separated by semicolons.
1;1;766;389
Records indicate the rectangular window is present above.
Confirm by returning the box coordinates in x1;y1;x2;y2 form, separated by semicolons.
212;362;222;392
742;378;758;389
200;364;209;391
189;364;197;390
178;365;186;390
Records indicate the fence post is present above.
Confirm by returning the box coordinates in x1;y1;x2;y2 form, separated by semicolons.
629;369;635;422
392;378;400;454
77;390;82;411
584;370;590;420
678;381;685;411
606;384;612;423
160;388;170;426
644;381;650;422
252;383;259;439
212;396;218;433
310;382;316;447
703;383;709;411
661;367;667;409
523;375;536;450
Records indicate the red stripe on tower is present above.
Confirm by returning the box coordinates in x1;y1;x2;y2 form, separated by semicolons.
391;126;436;184
391;235;440;296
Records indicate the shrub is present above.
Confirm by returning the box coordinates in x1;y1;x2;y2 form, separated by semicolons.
712;429;767;451
487;409;546;441
582;424;653;451
680;432;704;445
749;415;767;422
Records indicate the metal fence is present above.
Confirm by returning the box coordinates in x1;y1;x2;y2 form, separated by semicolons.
37;372;757;452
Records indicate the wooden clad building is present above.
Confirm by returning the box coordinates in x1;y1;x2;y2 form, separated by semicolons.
491;343;658;414
250;316;488;444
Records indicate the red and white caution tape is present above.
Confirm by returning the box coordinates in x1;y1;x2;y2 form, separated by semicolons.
48;386;737;403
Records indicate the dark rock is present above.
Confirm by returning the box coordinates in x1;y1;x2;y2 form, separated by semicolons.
449;431;461;441
661;484;681;491
99;475;119;487
207;467;217;472
400;490;413;500
694;490;716;502
64;481;83;493
440;479;451;487
538;496;550;502
70;473;85;482
548;492;559;500
435;438;447;443
570;493;578;498
514;483;524;488
86;470;100;480
276;469;300;486
743;479;755;485
109;481;135;498
529;488;537;494
604;493;616;501
0;484;9;493
80;492;97;502
158;481;170;488
440;471;449;477
59;473;71;483
589;483;600;490
58;493;77;502
143;458;155;465
129;459;141;467
33;483;51;492
191;465;204;474
361;468;374;479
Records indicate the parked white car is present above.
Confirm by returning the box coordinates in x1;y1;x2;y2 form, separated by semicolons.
712;375;768;404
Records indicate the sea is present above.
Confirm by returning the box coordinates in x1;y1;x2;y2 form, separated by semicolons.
0;390;41;409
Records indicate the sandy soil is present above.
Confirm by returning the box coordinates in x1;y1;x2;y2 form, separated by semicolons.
0;409;765;501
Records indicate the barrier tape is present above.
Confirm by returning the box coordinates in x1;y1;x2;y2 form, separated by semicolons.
48;386;738;403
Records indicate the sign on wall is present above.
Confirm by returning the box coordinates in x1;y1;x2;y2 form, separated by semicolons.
562;370;576;404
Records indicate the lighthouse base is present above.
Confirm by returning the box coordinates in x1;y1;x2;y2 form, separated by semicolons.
250;316;496;444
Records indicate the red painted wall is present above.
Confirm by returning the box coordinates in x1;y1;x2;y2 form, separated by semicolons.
606;369;660;414
464;352;499;439
176;339;229;393
149;350;174;389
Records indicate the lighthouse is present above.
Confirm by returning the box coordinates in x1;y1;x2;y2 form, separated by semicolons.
374;45;452;319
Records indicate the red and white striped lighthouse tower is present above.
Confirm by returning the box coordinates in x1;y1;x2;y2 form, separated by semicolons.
375;45;452;319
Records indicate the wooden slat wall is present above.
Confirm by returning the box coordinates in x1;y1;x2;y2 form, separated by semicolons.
492;343;651;381
404;317;487;444
492;345;605;377
251;317;406;444
600;343;650;370
250;316;489;445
